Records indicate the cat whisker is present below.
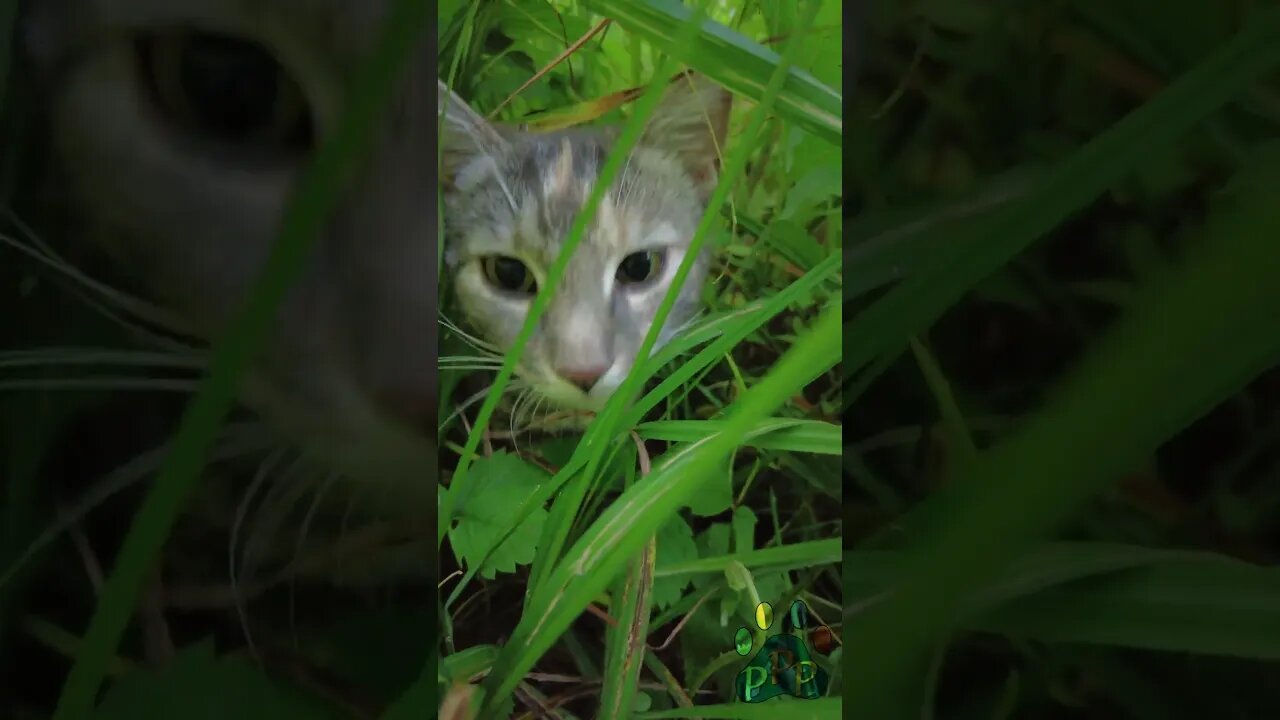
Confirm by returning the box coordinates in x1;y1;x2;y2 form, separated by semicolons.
519;393;550;436
438;313;502;355
0;377;201;393
289;470;340;649
0;223;197;343
439;354;503;364
441;379;528;432
508;388;531;453
0;422;275;593
438;356;504;371
229;449;291;658
0;347;205;371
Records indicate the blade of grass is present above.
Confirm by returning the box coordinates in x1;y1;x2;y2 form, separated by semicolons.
477;300;840;714
586;0;841;146
841;7;1280;408
439;14;694;552
846;542;1280;659
539;0;821;601
636;418;841;455
441;280;841;611
975;556;1280;659
598;536;655;719
655;538;841;579
519;10;715;600
842;139;1280;715
49;2;433;717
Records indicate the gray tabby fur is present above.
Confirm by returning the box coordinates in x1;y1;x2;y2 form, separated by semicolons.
439;73;730;411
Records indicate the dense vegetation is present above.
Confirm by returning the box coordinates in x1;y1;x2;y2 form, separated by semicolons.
848;0;1280;717
1;0;842;718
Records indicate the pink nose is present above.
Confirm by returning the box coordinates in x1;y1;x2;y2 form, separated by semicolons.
558;366;607;392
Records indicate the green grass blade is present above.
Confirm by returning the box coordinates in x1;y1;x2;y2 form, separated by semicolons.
48;2;433;717
842;137;1280;714
477;300;841;714
841;7;1280;407
598;537;655;718
562;1;821;557
656;538;841;579
439;18;692;553
636;419;841;455
517;13;710;604
975;556;1280;659
848;542;1280;659
586;0;841;146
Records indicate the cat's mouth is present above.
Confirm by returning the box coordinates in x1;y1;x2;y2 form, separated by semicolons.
529;379;608;413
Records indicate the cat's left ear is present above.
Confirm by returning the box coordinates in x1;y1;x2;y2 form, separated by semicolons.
637;72;732;201
437;80;511;191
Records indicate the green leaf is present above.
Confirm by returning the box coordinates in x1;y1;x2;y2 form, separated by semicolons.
731;505;757;554
449;451;550;579
476;300;840;711
652;515;699;610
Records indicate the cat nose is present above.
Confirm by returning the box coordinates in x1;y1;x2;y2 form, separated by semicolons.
558;366;607;392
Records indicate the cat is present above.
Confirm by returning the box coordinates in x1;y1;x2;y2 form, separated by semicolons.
18;0;729;486
439;73;730;416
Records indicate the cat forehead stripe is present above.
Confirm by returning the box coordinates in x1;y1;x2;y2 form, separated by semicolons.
543;136;575;198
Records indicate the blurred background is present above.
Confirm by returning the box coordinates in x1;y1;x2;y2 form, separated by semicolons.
847;0;1280;717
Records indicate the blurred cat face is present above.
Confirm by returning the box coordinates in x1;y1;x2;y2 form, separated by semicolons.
26;0;437;483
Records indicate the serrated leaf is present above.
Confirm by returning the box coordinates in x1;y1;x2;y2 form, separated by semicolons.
449;452;550;579
651;515;698;610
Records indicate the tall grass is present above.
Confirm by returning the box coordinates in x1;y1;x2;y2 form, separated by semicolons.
47;1;435;717
845;2;1280;718
436;0;843;716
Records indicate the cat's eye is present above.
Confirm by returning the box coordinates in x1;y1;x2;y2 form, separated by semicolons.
136;31;313;151
481;255;537;295
616;250;665;286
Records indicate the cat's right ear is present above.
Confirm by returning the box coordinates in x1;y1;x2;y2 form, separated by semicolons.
437;80;510;192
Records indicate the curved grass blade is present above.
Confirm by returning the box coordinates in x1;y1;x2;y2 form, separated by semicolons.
656;538;841;579
842;137;1280;715
840;6;1280;409
49;2;434;717
598;536;655;719
439;15;696;551
476;300;840;714
636;418;841;455
975;556;1280;659
586;0;841;146
847;542;1280;659
533;0;822;603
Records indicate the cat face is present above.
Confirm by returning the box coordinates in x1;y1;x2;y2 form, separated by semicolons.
25;0;437;483
439;76;730;411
